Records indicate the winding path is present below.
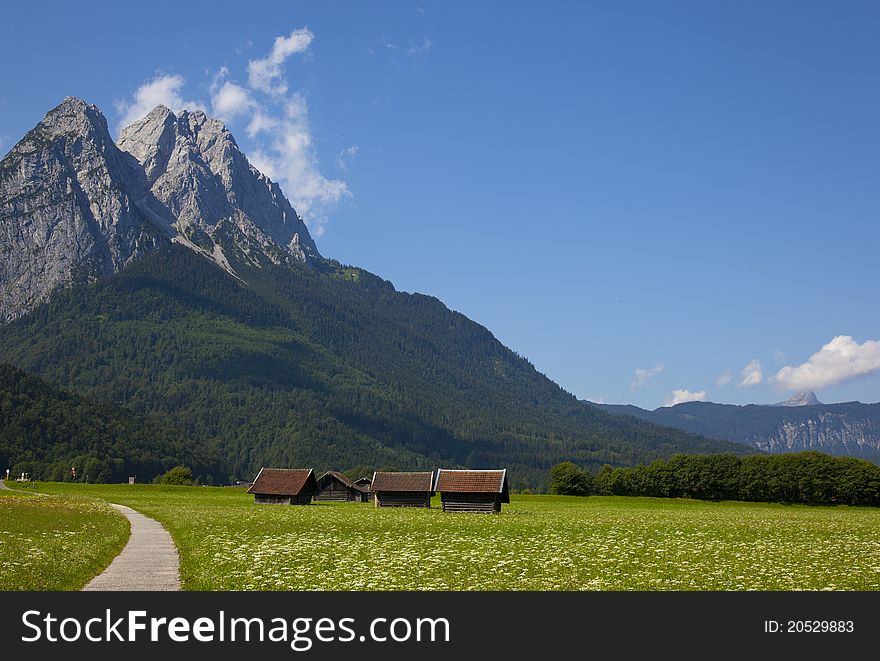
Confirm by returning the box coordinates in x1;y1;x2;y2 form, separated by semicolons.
82;504;181;591
0;479;10;491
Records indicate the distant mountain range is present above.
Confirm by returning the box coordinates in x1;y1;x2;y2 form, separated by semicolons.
596;396;880;461
774;391;822;407
0;97;751;488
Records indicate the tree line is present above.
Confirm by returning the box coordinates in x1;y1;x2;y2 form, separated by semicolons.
0;364;222;485
550;452;880;506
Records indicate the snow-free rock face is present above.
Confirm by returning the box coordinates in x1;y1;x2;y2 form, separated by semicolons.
598;399;880;459
774;391;822;407
0;97;172;322
755;409;880;456
118;106;319;269
0;98;320;321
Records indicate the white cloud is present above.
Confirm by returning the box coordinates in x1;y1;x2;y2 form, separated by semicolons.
247;27;314;95
773;349;786;364
336;145;359;170
211;81;257;122
246;92;349;237
630;364;663;390
242;34;350;236
115;74;206;129
378;35;398;51
739;359;763;387
407;37;433;56
117;28;347;238
716;370;732;387
245;109;278;137
772;336;880;392
665;389;708;407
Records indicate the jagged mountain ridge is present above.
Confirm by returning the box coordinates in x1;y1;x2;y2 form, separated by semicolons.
0;97;317;321
773;391;822;407
0;98;169;320
596;399;880;461
118;105;318;270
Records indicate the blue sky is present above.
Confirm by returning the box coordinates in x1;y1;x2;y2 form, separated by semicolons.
1;0;878;408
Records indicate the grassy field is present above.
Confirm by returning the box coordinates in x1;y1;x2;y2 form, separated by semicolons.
0;485;129;590
5;481;879;591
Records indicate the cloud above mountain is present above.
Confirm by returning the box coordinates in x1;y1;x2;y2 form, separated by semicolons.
211;78;257;121
115;74;205;128
739;359;763;386
247;27;314;95
665;389;708;406
773;336;880;392
114;27;348;239
631;364;663;391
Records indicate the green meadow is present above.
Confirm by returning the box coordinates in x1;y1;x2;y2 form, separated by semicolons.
0;487;129;590
4;481;880;591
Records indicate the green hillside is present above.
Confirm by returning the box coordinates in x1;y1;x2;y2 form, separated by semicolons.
0;364;219;483
0;246;748;488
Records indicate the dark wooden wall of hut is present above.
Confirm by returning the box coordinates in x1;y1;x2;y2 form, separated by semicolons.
374;492;431;508
254;494;291;505
440;493;502;513
315;482;368;502
254;491;314;505
315;482;350;502
295;489;315;505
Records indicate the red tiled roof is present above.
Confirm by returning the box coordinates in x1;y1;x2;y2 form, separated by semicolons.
371;471;435;493
247;468;315;496
434;469;508;493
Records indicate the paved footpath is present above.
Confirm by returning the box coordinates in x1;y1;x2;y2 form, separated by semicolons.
0;479;10;491
83;504;181;591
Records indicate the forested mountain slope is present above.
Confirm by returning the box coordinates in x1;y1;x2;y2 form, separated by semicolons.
0;364;219;482
0;246;748;488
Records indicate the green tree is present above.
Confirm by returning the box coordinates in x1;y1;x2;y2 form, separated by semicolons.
549;461;592;496
156;465;193;486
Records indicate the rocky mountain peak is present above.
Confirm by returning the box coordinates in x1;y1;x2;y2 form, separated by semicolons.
0;97;322;321
0;98;169;322
118;104;319;268
774;391;822;407
6;97;119;171
116;105;178;182
41;96;111;139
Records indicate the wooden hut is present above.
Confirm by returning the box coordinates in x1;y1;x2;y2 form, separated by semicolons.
371;471;435;508
315;471;371;503
434;469;509;513
247;468;317;505
354;477;372;490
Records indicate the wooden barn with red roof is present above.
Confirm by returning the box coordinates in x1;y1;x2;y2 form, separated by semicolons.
247;468;317;505
315;471;371;503
434;469;510;513
370;471;435;508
